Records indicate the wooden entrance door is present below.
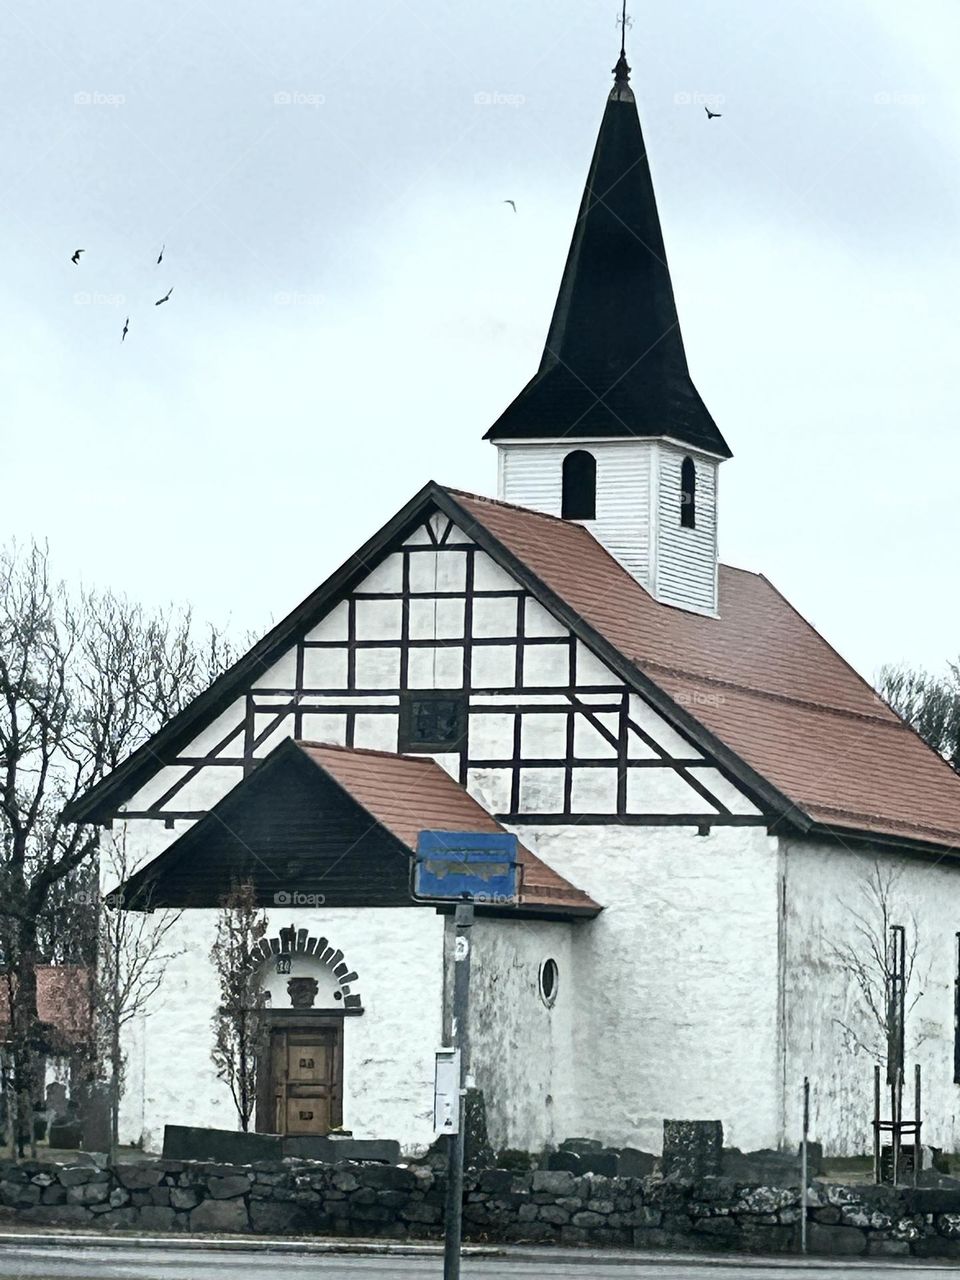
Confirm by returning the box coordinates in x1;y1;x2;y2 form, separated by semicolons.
269;1025;342;1135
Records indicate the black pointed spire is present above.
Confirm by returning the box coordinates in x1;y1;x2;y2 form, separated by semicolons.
485;30;730;458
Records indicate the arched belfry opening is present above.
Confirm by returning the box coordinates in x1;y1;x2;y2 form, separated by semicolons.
680;456;696;529
561;450;597;520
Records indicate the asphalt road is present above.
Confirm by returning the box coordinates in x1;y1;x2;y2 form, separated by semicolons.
0;1244;958;1280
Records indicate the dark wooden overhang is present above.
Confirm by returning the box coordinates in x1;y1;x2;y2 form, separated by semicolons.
114;738;600;920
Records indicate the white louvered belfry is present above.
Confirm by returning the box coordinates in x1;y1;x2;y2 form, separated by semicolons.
497;437;721;616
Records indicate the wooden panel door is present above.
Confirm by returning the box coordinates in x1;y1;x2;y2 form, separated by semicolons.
270;1026;342;1135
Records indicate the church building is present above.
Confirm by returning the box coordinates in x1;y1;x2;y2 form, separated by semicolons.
70;41;960;1160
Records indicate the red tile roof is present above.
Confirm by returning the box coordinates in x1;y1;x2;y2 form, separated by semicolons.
298;742;600;915
447;489;960;850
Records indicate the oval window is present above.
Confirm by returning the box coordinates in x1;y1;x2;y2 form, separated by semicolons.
539;958;559;1007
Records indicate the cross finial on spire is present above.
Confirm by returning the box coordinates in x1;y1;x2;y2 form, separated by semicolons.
614;2;631;83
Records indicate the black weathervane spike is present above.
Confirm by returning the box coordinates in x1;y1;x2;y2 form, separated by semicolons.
614;1;631;83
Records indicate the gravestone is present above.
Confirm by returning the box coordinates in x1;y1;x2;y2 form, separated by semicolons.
45;1081;68;1119
47;1119;82;1150
163;1125;283;1163
662;1120;723;1180
75;1082;111;1153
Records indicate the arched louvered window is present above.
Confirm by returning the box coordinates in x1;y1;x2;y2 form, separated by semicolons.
561;450;597;520
680;456;696;529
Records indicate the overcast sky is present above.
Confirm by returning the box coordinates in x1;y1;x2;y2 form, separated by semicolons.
2;0;958;681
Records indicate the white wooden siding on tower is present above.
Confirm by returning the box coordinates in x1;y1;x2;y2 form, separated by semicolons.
117;514;759;826
655;443;719;616
496;438;720;615
498;440;653;588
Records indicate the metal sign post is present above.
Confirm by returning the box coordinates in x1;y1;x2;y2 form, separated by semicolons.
800;1077;809;1255
413;830;519;1280
443;901;473;1280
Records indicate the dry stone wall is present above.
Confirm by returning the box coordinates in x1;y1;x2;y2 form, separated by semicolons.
4;1158;960;1258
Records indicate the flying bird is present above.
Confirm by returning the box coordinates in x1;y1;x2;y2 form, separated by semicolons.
503;200;517;213
705;106;722;120
121;317;129;342
156;244;164;265
154;287;174;306
71;249;84;264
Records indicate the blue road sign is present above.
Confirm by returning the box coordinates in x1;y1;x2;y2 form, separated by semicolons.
414;831;519;904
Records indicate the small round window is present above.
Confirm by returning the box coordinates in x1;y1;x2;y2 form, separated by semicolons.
539;958;559;1008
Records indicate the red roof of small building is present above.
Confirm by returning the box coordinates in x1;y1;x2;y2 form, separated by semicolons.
297;742;600;915
0;965;92;1049
446;489;960;849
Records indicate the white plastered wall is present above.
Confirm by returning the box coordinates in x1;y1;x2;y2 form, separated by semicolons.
505;822;782;1154
780;835;960;1156
107;823;445;1155
466;917;576;1153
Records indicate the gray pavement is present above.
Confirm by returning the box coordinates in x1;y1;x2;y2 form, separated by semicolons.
1;1243;959;1280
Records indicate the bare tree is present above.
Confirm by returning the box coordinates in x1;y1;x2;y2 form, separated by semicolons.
0;539;236;1155
210;883;268;1132
878;662;960;772
96;831;184;1160
828;862;925;1064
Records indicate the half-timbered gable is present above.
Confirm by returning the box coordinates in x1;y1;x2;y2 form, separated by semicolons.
104;502;761;833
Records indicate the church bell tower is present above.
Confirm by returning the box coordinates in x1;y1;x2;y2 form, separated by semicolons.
485;36;731;617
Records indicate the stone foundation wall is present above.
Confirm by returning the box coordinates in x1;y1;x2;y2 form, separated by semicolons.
4;1159;960;1258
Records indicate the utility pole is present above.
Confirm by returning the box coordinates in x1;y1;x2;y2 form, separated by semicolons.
443;900;474;1280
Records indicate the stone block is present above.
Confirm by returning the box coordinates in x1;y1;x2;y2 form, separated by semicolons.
207;1175;251;1199
662;1121;723;1181
479;1169;516;1194
190;1197;250;1232
281;1135;401;1164
402;1201;440;1224
41;1185;66;1205
97;1207;139;1230
722;1146;803;1187
354;1164;416;1191
914;1236;960;1259
163;1124;282;1164
532;1170;577;1195
1;1181;40;1208
692;1215;738;1238
618;1148;656;1178
66;1182;109;1206
546;1150;582;1174
21;1204;92;1226
138;1205;176;1230
116;1165;164;1190
806;1222;867;1256
249;1200;307;1233
868;1238;911;1256
586;1198;615;1214
350;1202;393;1223
57;1167;95;1187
